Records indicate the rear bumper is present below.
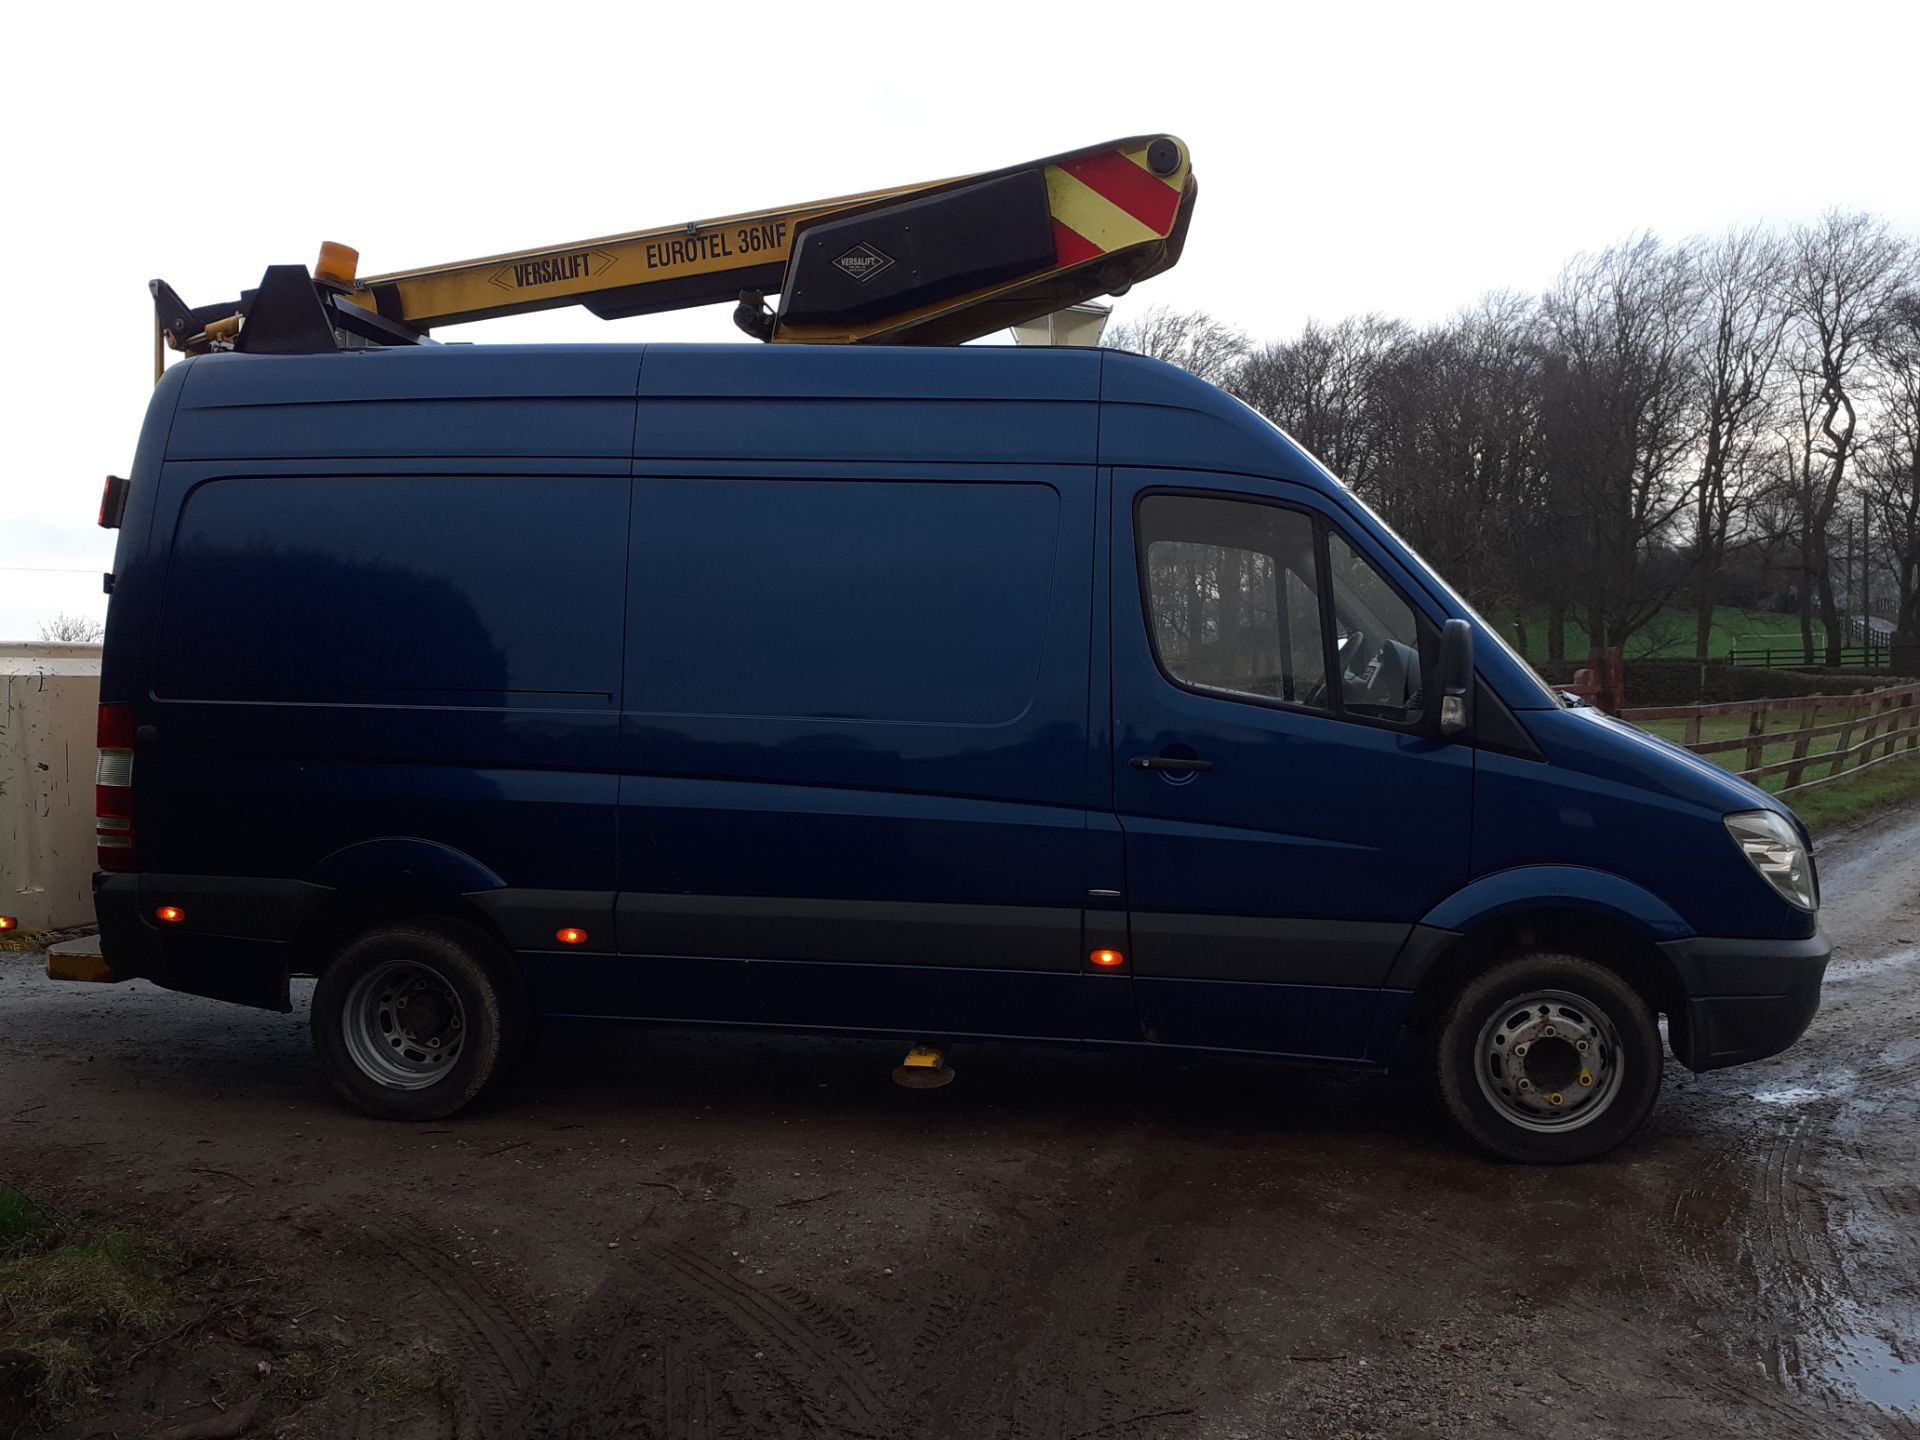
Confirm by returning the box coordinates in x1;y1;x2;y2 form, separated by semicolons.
93;872;315;1012
94;873;161;981
1660;931;1829;1072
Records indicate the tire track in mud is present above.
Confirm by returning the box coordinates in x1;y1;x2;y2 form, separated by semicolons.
901;1195;1221;1440
502;1229;894;1440
340;1204;544;1438
1683;850;1920;1430
645;1241;890;1433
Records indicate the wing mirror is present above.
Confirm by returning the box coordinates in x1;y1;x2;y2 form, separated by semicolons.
1434;618;1474;739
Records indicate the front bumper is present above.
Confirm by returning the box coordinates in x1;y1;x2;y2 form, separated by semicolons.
1660;931;1830;1072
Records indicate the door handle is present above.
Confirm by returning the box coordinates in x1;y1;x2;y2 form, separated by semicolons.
1129;754;1214;774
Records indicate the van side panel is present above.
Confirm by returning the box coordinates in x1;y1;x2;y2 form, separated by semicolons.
534;454;1100;1038
123;419;635;1004
141;462;627;884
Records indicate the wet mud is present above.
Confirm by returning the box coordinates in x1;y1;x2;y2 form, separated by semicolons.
4;813;1919;1437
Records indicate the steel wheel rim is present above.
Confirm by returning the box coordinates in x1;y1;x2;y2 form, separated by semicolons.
1473;988;1626;1133
341;960;467;1090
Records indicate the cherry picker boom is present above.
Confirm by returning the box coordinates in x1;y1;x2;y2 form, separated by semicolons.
151;135;1194;370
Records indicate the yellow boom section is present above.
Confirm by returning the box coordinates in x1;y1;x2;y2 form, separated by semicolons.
154;135;1194;357
345;184;926;331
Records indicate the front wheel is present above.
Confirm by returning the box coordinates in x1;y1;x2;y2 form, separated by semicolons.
311;921;519;1121
1435;952;1662;1163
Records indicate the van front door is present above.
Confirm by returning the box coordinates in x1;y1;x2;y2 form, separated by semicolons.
1109;471;1472;1059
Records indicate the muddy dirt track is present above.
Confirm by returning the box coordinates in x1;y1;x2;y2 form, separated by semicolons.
4;813;1919;1439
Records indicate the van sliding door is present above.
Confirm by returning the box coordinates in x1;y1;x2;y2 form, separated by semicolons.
563;466;1105;1040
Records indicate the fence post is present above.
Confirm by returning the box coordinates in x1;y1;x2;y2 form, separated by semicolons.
1829;701;1861;780
1905;692;1919;752
1683;714;1702;748
1860;696;1885;767
1744;702;1769;774
1786;703;1818;790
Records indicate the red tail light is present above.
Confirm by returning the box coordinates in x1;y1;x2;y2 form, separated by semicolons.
98;475;129;530
96;704;136;872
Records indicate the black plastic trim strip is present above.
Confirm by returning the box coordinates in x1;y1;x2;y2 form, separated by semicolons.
1131;913;1411;987
615;893;1082;972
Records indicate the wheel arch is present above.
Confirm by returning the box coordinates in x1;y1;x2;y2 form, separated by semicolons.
1398;908;1686;1035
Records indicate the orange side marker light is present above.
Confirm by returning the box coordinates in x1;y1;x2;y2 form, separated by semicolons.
0;916;17;932
555;927;589;946
155;906;185;924
1090;948;1125;969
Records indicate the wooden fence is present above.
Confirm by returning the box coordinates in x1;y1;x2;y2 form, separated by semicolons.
1727;643;1890;670
1621;681;1920;796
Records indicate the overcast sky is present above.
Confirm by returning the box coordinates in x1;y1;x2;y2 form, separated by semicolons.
4;0;1917;639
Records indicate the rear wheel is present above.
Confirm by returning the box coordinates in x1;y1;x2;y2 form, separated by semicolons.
312;921;519;1121
1435;952;1661;1163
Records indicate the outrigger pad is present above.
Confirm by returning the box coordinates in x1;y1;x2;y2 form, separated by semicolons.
234;265;340;354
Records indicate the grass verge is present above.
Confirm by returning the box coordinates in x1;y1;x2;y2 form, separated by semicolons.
0;1184;184;1433
1780;756;1920;839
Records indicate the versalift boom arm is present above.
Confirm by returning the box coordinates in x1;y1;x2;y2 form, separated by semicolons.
150;135;1195;363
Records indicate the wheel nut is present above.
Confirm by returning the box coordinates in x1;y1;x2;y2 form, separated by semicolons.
1513;1043;1528;1057
1579;1071;1593;1087
1542;1025;1557;1037
1517;1079;1532;1091
1548;1092;1564;1106
1576;1040;1589;1053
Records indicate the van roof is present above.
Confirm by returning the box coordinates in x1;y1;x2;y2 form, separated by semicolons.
161;343;1323;482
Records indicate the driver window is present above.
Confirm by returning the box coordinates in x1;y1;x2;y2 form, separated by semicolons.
1327;532;1422;723
1139;495;1329;711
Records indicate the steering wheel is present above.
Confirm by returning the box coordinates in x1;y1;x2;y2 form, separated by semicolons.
1303;628;1365;709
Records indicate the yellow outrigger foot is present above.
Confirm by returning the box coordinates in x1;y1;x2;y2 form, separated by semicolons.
46;937;115;985
892;1045;955;1090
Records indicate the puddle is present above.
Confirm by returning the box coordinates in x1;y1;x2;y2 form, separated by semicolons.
1829;946;1919;981
1751;1076;1856;1106
1752;1085;1826;1106
1826;1330;1920;1412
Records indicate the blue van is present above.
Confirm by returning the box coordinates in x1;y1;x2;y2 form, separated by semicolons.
82;342;1827;1162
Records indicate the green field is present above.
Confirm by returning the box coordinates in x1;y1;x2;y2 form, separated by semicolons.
1630;709;1920;833
1634;710;1858;790
1505;606;1806;662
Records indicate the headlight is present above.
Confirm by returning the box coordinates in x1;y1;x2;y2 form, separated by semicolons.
1724;809;1816;911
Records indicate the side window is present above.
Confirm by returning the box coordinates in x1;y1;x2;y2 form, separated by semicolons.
1138;495;1328;710
1327;532;1423;723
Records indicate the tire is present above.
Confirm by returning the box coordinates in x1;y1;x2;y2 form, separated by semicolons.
1434;952;1662;1164
311;920;521;1121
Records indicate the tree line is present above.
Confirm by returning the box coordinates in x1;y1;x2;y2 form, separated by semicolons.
1107;212;1920;668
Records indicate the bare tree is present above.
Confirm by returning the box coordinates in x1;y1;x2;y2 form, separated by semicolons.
1686;227;1790;665
1862;287;1920;671
1231;314;1410;491
1369;295;1553;648
1539;234;1704;653
1104;305;1249;387
38;613;105;643
1780;211;1912;663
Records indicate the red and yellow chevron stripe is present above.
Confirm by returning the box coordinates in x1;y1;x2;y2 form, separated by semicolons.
1046;139;1191;268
